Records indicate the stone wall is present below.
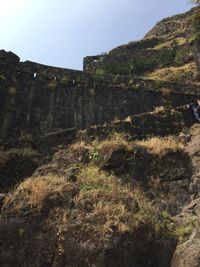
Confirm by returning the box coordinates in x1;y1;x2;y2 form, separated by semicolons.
83;42;173;75
84;40;193;75
0;50;199;139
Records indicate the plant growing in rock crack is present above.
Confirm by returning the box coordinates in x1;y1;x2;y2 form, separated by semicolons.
155;210;176;239
176;218;197;241
89;151;99;161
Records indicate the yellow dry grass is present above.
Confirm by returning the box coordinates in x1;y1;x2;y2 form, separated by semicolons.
75;165;157;236
94;132;130;153
2;152;175;241
69;141;90;152
153;37;187;50
145;63;198;83
137;136;184;155
3;175;72;213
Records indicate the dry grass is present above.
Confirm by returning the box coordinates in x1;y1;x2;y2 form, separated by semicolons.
3;164;159;238
2;154;176;242
153;40;173;50
66;141;91;164
94;132;130;153
153;37;187;50
77;164;114;190
145;63;198;83
74;165;157;237
137;136;185;155
69;141;90;152
3;175;73;213
86;132;131;163
189;123;200;136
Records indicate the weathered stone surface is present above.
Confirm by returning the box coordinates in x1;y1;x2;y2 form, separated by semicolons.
170;124;200;266
171;196;200;267
0;48;199;141
84;108;190;141
0;215;176;267
0;149;41;193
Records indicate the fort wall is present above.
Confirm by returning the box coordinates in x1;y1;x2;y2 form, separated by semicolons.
0;50;199;139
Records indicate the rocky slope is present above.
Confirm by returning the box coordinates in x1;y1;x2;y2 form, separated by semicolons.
171;124;200;267
0;108;200;266
84;7;198;83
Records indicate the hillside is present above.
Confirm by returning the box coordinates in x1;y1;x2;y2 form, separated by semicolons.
84;7;198;83
0;7;200;267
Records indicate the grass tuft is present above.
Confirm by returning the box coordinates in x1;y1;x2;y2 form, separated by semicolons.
137;136;185;155
3;175;74;213
145;63;198;83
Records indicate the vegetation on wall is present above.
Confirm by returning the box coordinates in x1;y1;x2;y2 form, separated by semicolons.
94;48;177;76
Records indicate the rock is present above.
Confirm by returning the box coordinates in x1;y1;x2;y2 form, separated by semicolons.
0;149;41;193
171;238;200;267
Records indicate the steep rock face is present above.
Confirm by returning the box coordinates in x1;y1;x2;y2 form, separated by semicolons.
0;149;41;193
0;215;176;267
171;124;200;267
144;8;194;40
171;206;200;267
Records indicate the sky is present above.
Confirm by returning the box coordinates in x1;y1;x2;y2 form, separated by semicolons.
0;0;194;70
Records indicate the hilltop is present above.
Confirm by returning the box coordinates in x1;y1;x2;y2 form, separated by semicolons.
84;7;198;83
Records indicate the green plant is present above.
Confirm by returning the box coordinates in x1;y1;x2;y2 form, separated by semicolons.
176;219;197;240
89;151;99;161
93;69;107;81
155;210;175;238
175;46;191;65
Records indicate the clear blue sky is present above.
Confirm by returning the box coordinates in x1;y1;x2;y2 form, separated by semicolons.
0;0;193;70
